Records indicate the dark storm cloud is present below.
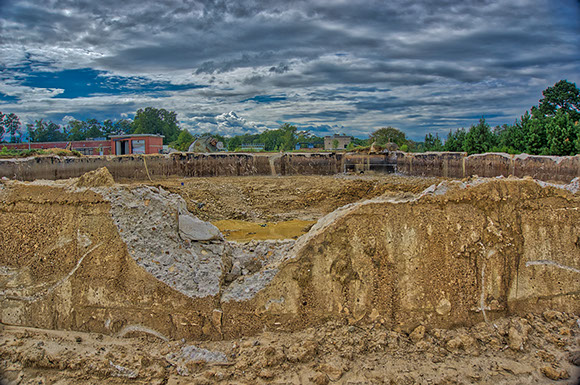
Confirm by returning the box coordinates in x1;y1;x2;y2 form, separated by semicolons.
0;0;578;139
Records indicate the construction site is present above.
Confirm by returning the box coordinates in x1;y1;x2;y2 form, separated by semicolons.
0;151;579;384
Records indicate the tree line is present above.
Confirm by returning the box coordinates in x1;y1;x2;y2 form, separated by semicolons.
1;80;578;155
0;107;181;146
421;80;580;155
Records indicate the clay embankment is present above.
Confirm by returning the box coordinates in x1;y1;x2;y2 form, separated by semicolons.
0;169;578;342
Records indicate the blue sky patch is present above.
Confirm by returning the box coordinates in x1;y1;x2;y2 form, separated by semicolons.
19;68;205;99
242;94;287;104
0;93;19;103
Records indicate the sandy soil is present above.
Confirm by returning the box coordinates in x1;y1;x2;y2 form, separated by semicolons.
1;311;579;384
142;174;443;222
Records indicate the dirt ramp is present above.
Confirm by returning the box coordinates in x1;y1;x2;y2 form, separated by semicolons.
226;178;580;336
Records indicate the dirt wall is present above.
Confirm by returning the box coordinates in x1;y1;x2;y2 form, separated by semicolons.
223;179;580;337
1;177;578;341
0;152;345;181
1;151;578;182
394;152;580;182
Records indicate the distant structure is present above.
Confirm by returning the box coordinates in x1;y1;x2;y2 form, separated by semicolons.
188;137;225;152
240;143;265;151
110;134;164;155
2;134;164;156
324;134;353;150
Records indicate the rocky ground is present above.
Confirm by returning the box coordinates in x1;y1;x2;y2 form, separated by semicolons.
1;311;579;384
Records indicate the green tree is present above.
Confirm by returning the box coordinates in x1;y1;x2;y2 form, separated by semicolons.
535;80;580;122
370;126;408;147
279;123;297;151
545;110;578;155
0;112;4;141
172;130;195;151
28;120;67;142
444;128;467;152
352;137;369;147
102;120;116;136
463;118;495;154
131;107;181;144
85;119;104;138
227;136;242;151
524;117;548;154
3;113;21;143
67;120;88;141
424;133;443;151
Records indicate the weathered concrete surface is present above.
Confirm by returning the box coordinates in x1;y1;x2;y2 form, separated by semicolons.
0;176;578;341
1;151;578;182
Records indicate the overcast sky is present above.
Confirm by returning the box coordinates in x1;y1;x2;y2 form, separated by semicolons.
1;0;579;140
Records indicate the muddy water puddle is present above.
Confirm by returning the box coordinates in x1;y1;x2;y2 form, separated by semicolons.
212;219;316;241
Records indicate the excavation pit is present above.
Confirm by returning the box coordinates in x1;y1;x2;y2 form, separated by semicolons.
1;170;579;384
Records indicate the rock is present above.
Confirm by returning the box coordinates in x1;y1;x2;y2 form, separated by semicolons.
260;346;286;367
179;214;222;241
559;327;572;336
312;372;330;385
409;325;426;343
319;363;344;381
569;351;580;366
508;326;524;351
258;369;275;379
287;340;318;363
536;350;557;364
543;310;563;323
436;298;451;315
211;309;223;333
540;365;569;380
446;334;476;354
508;319;530;351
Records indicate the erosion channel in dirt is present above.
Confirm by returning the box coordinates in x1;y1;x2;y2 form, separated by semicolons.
0;168;578;384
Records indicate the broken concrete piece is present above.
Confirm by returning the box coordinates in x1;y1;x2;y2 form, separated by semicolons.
179;214;222;241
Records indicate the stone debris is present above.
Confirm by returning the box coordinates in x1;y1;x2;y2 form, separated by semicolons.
178;214;222;241
541;365;570;381
99;185;225;298
409;325;426;343
166;344;227;376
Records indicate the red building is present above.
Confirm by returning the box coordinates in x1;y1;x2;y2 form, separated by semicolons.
1;134;164;156
110;134;164;155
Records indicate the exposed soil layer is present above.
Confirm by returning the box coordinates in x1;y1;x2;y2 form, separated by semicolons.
1;312;579;384
213;219;317;241
145;174;443;222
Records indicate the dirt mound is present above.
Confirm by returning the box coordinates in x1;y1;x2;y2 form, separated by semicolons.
75;167;115;187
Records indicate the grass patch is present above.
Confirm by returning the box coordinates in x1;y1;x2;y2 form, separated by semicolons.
0;146;82;158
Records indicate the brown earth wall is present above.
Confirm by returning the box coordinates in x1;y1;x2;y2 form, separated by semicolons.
0;151;578;182
1;179;578;341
